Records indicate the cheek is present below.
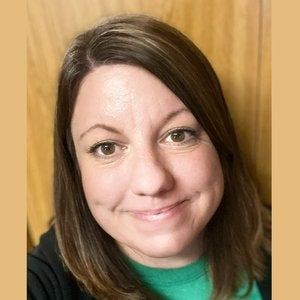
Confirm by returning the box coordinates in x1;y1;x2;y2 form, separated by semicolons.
173;147;224;194
80;166;126;208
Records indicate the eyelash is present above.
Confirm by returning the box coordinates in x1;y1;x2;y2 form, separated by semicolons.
87;128;198;158
88;141;125;158
162;127;197;144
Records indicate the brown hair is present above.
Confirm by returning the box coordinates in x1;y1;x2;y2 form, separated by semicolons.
54;14;270;299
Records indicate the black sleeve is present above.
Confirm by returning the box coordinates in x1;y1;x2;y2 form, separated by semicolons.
257;254;272;300
27;253;63;300
27;227;93;300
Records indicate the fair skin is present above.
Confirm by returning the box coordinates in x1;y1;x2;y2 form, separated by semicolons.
71;64;224;268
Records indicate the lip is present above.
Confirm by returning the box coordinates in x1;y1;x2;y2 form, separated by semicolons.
128;200;187;222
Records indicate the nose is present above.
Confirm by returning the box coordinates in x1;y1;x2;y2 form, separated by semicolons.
129;148;174;197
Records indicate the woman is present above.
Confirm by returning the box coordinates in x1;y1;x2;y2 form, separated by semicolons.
28;14;271;300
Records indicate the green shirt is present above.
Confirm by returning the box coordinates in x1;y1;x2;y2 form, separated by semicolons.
126;257;262;300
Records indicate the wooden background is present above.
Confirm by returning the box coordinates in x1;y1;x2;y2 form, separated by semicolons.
27;0;271;248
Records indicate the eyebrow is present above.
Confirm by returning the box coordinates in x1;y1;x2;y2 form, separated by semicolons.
161;107;190;125
79;107;190;140
79;124;122;140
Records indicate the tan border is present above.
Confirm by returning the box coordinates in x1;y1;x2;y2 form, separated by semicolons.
0;1;26;299
3;0;299;298
273;0;300;299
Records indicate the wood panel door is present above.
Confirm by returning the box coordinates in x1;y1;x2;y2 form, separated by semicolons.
28;0;271;247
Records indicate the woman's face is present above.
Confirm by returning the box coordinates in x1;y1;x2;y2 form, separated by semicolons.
71;64;224;268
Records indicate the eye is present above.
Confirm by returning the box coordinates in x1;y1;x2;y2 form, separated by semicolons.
164;128;196;144
97;142;116;155
88;141;125;158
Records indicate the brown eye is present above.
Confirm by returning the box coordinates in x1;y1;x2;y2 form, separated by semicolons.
99;143;116;155
88;141;127;160
170;131;186;142
164;129;195;144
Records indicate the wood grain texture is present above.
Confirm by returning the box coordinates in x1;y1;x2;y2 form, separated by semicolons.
28;0;271;246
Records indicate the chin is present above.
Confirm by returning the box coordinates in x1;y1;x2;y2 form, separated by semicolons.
127;234;202;268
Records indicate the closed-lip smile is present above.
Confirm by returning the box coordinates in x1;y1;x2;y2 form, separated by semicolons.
128;200;187;221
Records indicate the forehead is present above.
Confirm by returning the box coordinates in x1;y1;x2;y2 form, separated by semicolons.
76;64;183;106
71;64;189;134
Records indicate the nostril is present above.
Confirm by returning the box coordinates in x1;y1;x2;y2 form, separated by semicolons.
130;159;175;197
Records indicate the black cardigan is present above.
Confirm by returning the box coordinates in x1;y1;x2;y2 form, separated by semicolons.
27;227;271;299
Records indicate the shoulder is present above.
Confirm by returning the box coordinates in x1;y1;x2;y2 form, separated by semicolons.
27;226;92;300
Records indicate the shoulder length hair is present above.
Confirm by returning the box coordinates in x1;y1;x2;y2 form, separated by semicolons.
54;14;270;300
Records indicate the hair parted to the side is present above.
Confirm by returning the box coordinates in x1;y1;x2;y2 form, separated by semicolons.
54;14;270;300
